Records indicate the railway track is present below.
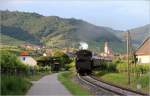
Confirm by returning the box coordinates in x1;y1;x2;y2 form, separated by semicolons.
77;74;148;96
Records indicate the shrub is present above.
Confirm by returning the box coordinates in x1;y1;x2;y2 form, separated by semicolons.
65;61;74;71
38;66;51;72
0;51;29;75
116;63;128;72
53;50;72;69
99;61;117;72
107;62;117;72
1;75;31;95
116;62;150;74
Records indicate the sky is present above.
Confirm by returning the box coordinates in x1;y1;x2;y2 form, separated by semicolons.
0;0;149;30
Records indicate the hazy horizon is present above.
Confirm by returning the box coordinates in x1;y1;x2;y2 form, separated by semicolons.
1;0;149;30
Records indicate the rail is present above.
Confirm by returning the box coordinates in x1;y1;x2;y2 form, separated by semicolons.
77;74;148;96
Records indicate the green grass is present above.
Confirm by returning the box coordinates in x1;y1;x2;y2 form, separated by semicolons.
26;71;51;81
1;71;51;95
101;73;129;85
1;75;32;95
98;72;150;94
58;71;91;96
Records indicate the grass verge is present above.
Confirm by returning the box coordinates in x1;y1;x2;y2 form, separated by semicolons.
97;72;149;94
1;71;51;95
1;75;31;95
58;71;90;96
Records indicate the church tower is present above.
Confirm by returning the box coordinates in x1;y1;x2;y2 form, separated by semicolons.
104;42;110;54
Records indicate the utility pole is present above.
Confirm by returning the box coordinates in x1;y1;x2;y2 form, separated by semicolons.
128;31;137;77
127;30;130;85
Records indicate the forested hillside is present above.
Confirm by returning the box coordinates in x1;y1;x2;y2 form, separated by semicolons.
0;10;130;52
114;24;150;47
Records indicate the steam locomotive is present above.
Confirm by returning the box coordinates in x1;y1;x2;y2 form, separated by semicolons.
75;50;92;75
75;49;109;75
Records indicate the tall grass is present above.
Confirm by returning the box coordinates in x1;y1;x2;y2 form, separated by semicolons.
99;72;149;93
1;75;31;95
0;50;31;95
0;50;52;95
137;72;150;88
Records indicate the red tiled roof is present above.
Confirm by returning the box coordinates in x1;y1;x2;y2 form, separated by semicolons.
20;51;29;56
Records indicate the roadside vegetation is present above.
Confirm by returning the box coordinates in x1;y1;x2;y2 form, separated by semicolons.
0;50;51;95
0;46;74;95
94;59;150;94
58;60;91;96
1;75;31;95
58;71;91;96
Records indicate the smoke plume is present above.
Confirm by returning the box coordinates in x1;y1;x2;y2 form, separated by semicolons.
79;41;88;50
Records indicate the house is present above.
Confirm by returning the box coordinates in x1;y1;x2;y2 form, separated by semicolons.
19;51;37;66
135;37;150;64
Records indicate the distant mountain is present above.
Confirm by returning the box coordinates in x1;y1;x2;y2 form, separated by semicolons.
1;10;127;52
114;24;150;47
129;24;150;47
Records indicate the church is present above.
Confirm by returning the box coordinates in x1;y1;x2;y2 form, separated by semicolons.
100;42;114;60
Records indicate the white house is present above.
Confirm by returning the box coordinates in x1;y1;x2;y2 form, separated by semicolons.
19;51;37;66
135;37;150;64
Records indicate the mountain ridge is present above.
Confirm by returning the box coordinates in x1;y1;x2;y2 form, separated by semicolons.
1;10;149;53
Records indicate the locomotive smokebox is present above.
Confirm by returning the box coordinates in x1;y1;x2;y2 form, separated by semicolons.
75;50;92;75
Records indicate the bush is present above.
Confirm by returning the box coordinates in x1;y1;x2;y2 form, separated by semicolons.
116;62;150;74
1;75;31;95
0;51;29;75
65;61;75;71
0;51;44;75
106;62;117;72
38;66;51;72
53;50;72;69
116;63;128;72
99;61;117;72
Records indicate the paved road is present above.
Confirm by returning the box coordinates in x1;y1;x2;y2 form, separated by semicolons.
26;73;72;96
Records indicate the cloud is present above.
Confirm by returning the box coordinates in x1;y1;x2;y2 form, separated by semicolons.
1;0;35;4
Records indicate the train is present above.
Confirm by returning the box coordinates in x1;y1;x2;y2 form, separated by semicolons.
75;49;111;75
75;50;92;75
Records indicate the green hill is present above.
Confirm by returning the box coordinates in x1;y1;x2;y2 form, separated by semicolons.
129;24;150;47
114;24;150;47
1;10;126;52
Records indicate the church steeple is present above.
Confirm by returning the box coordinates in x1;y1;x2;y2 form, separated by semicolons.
100;41;114;60
104;41;113;55
104;42;109;54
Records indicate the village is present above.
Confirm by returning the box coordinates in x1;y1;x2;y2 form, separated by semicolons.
1;36;149;95
18;37;150;67
0;1;150;96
